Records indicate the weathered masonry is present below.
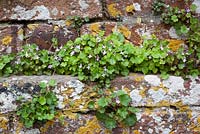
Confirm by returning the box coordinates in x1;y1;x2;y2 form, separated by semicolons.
0;0;200;134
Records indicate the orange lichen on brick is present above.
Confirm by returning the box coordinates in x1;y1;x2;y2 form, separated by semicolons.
167;39;184;52
117;26;131;39
133;130;141;134
126;5;135;13
108;3;122;17
89;23;100;35
2;35;12;45
76;117;102;134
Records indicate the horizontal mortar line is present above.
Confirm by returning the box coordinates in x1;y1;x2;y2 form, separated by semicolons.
0;19;49;25
134;105;200;109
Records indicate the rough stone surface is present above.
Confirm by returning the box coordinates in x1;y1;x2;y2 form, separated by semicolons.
105;0;190;18
0;24;23;54
0;75;199;133
25;22;78;50
0;0;102;21
81;22;171;45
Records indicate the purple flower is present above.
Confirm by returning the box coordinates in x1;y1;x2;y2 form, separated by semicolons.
186;8;190;13
48;65;53;69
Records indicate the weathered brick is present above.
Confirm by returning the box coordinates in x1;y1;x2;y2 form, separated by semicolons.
81;22;171;45
0;0;102;21
0;24;23;54
25;21;78;50
105;0;191;18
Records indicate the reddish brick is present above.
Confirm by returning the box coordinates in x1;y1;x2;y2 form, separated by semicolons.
0;0;102;21
0;24;23;54
81;22;171;45
105;0;191;18
25;22;78;50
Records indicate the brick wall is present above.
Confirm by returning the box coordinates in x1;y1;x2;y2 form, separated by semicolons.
0;0;200;133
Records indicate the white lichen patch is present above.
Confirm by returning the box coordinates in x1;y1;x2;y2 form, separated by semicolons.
148;89;166;103
182;77;200;105
56;95;65;109
193;0;200;14
79;0;89;11
20;128;40;134
0;92;17;113
133;3;141;11
67;80;84;100
11;5;51;20
163;76;184;93
51;7;58;16
169;27;181;39
130;90;142;103
144;75;161;86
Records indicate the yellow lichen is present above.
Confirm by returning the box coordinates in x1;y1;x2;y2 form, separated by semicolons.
108;3;122;17
62;110;77;120
122;128;130;134
136;17;142;24
126;5;135;13
89;23;100;35
130;73;144;82
133;130;141;134
65;20;72;26
117;26;131;39
27;24;39;31
40;120;54;133
15;122;23;134
76;117;102;134
1;36;12;45
0;116;8;130
139;87;147;98
17;29;23;36
167;39;184;52
54;26;59;31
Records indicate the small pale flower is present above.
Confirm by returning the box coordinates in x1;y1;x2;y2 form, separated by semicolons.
96;37;101;42
70;51;75;56
87;66;90;70
76;45;81;49
79;64;82;68
48;65;53;69
160;45;164;50
88;55;92;58
103;50;107;55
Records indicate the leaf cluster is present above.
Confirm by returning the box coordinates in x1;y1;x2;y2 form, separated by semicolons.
159;4;200;76
16;80;58;128
89;90;138;129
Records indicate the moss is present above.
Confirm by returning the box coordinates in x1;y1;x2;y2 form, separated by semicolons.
107;3;122;17
1;36;12;45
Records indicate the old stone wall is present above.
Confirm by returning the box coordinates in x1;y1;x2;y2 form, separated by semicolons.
0;0;200;134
